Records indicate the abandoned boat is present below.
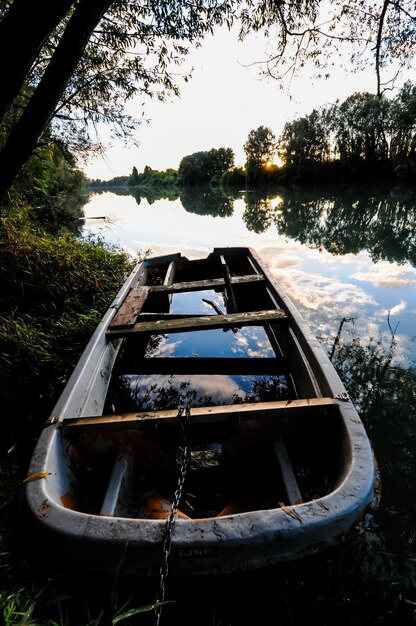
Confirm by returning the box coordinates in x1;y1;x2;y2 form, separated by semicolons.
23;247;378;575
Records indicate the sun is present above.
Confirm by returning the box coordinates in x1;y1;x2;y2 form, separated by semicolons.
265;156;284;168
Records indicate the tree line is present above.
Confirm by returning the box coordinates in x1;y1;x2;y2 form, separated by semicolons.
91;82;416;192
279;83;416;180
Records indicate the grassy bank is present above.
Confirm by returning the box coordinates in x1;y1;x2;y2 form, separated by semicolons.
0;207;139;624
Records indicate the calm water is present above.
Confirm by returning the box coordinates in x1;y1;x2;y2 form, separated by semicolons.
83;184;416;593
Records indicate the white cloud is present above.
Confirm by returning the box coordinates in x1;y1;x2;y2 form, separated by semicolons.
130;373;242;404
376;300;407;318
147;336;182;357
352;263;416;289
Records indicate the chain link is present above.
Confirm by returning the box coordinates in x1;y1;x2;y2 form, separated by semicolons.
154;404;191;626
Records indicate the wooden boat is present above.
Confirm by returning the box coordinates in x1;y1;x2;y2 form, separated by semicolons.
23;247;378;575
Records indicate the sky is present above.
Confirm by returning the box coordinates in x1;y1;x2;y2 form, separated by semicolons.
82;24;384;180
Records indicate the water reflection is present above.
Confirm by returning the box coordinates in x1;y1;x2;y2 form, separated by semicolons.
107;322;288;411
115;373;289;412
84;183;416;596
91;183;416;266
34;189;88;235
180;186;234;217
246;184;416;265
242;193;282;233
322;320;416;568
90;185;179;206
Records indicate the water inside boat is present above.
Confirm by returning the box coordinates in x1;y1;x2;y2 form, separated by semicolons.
58;251;346;522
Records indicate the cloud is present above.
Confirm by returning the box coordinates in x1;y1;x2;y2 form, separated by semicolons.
352;263;416;289
257;245;303;271
275;269;376;315
376;300;407;319
130;373;242;404
146;336;182;357
230;327;275;358
256;261;379;347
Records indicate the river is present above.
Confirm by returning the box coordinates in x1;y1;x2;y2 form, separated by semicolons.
82;183;416;621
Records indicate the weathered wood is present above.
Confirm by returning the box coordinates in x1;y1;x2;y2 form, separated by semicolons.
220;255;237;313
117;356;287;376
201;297;239;333
107;309;287;338
100;452;131;516
109;286;149;329
147;274;265;295
143;252;182;266
163;260;176;286
273;439;303;505
60;397;336;433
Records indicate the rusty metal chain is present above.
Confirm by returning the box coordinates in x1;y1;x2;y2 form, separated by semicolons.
154;404;191;626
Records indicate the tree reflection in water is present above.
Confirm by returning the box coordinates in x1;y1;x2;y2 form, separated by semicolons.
180;186;234;218
88;183;416;615
241;183;416;265
321;318;416;577
242;182;416;571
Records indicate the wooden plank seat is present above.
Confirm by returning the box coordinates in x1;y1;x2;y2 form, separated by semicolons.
59;397;337;434
109;286;149;329
148;273;265;294
107;309;287;338
108;274;266;330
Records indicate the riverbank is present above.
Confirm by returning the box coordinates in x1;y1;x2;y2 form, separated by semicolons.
0;206;137;623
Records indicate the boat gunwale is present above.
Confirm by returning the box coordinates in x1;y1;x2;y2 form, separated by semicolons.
22;246;377;574
23;409;374;574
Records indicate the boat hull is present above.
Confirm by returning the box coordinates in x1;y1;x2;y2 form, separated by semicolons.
23;247;378;575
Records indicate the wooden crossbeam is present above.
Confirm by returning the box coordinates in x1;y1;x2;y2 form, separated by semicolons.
107;309;287;338
273;439;303;505
220;255;237;313
108;274;266;330
59;397;336;433
163;260;176;286
147;273;265;294
116;356;287;376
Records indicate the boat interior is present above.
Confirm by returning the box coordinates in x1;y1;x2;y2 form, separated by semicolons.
57;249;350;520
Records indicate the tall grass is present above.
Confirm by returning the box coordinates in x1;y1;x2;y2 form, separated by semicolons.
0;206;133;420
0;206;145;625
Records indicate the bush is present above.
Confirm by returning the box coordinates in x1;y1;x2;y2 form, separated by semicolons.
0;207;134;427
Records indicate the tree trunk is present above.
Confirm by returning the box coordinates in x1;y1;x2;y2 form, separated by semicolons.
0;0;75;124
0;0;114;201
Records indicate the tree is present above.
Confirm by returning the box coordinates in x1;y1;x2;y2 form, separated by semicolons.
279;108;331;166
0;0;75;123
245;1;416;97
332;93;389;161
244;126;277;186
388;82;416;160
129;166;140;187
178;147;235;186
244;126;277;167
0;0;114;199
0;0;238;200
1;0;415;200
